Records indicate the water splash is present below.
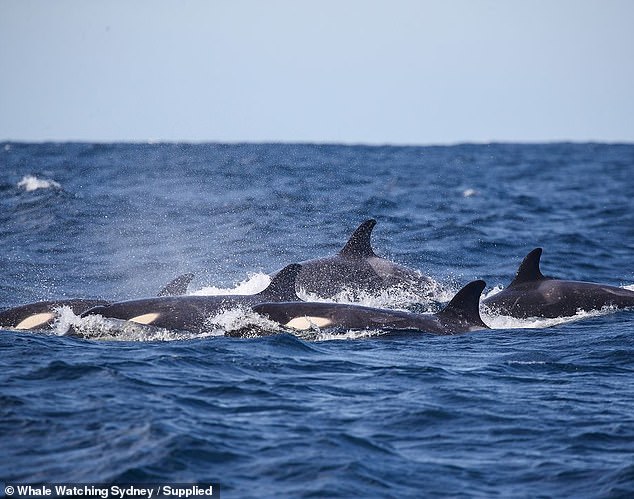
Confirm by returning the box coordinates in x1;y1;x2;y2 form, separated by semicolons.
481;305;614;330
53;306;221;342
299;328;388;342
301;278;452;308
482;284;505;300
191;271;449;311
17;175;62;192
192;273;270;296
205;305;281;337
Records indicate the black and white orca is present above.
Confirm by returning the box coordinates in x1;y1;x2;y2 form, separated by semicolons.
0;273;195;331
81;265;302;334
252;280;488;335
482;248;634;318
271;219;437;299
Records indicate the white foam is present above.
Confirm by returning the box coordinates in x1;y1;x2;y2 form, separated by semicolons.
623;284;634;291
299;281;449;311
53;306;220;342
54;306;81;335
190;271;448;310
427;281;459;303
192;273;269;296
205;306;282;336
462;188;477;197
481;305;612;330
482;284;505;300
300;328;387;342
17;175;61;192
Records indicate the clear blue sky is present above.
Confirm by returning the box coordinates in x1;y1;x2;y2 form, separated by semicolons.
2;0;633;144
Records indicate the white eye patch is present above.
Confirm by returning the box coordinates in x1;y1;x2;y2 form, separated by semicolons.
129;313;161;325
285;316;333;330
16;312;55;330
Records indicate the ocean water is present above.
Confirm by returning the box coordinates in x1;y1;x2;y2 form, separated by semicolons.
1;142;633;497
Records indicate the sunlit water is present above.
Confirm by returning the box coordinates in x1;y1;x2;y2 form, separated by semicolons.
1;142;633;497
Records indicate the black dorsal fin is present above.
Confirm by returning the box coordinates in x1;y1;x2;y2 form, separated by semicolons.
437;280;488;329
509;248;546;287
339;219;378;258
158;273;195;296
256;264;302;301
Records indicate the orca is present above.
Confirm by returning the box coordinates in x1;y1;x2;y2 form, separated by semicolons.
482;248;634;318
81;264;302;334
252;280;488;335
271;219;437;299
0;298;111;330
0;273;195;331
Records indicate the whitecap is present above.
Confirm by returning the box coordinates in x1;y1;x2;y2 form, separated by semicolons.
17;174;61;192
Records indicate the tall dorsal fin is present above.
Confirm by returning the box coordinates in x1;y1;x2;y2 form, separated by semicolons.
436;280;488;329
509;248;546;286
256;264;302;302
339;219;378;258
158;273;195;296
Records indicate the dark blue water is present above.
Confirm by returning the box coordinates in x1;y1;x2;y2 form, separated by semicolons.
1;142;634;497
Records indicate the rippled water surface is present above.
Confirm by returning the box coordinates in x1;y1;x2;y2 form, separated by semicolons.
1;142;634;497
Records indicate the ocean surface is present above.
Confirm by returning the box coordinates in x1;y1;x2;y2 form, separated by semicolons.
1;142;633;498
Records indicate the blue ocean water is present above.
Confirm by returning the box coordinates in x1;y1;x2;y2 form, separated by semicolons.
1;142;634;497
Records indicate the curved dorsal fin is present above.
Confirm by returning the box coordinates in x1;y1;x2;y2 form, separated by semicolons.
510;248;546;286
436;280;488;329
158;273;195;296
256;264;302;301
339;219;378;258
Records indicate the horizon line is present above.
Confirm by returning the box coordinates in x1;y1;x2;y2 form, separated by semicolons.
3;138;633;148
